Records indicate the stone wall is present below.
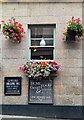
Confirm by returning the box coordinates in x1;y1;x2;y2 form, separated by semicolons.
0;2;2;115
0;2;83;105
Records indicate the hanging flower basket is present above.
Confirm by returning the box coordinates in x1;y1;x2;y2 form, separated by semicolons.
63;16;84;41
1;18;25;43
66;29;76;41
19;61;60;80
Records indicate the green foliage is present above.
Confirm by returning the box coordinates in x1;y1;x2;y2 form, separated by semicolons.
63;17;84;38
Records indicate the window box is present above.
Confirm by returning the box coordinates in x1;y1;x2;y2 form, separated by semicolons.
19;61;60;80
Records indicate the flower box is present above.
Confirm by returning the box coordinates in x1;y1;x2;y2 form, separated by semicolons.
19;61;60;80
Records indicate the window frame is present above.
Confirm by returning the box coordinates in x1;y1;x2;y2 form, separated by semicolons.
28;24;56;62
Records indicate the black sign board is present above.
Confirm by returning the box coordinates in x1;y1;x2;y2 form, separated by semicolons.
4;77;21;95
28;79;53;104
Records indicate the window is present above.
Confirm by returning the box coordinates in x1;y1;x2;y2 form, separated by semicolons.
28;24;56;61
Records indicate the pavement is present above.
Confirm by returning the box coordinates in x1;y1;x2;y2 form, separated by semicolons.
0;115;39;120
0;115;73;120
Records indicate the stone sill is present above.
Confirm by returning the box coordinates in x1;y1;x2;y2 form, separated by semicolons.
0;0;83;3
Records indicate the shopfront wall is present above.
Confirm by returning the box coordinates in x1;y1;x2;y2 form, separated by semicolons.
0;0;83;106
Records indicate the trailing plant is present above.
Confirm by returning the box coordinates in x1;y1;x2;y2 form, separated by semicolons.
1;18;25;43
19;61;60;80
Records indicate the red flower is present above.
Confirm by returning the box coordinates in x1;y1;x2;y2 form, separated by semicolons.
18;28;23;33
18;23;22;27
52;62;58;65
41;62;47;66
21;28;24;31
14;22;18;25
19;40;22;43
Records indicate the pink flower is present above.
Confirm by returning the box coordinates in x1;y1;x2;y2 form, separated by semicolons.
19;66;22;69
19;66;24;71
62;37;65;40
8;19;12;23
12;33;15;36
76;18;81;24
17;36;20;40
1;20;5;23
15;33;18;37
54;68;57;71
77;18;81;21
13;37;17;40
10;30;13;32
57;63;62;72
24;70;27;73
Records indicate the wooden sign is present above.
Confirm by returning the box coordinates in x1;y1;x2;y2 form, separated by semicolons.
4;77;21;96
28;79;53;104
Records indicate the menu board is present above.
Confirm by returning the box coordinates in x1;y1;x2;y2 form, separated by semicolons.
28;79;53;104
4;77;21;95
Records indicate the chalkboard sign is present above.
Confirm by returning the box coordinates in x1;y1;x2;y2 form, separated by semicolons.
4;77;21;95
28;79;53;104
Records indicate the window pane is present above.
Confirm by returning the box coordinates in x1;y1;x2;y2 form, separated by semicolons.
29;25;54;38
31;47;53;60
31;39;53;46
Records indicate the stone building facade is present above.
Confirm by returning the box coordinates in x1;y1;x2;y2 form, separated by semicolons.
0;0;83;117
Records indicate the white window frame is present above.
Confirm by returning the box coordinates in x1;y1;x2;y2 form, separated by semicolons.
28;24;56;62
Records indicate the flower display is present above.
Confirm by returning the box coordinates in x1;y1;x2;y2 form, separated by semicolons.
1;18;25;43
63;16;84;41
19;61;60;80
